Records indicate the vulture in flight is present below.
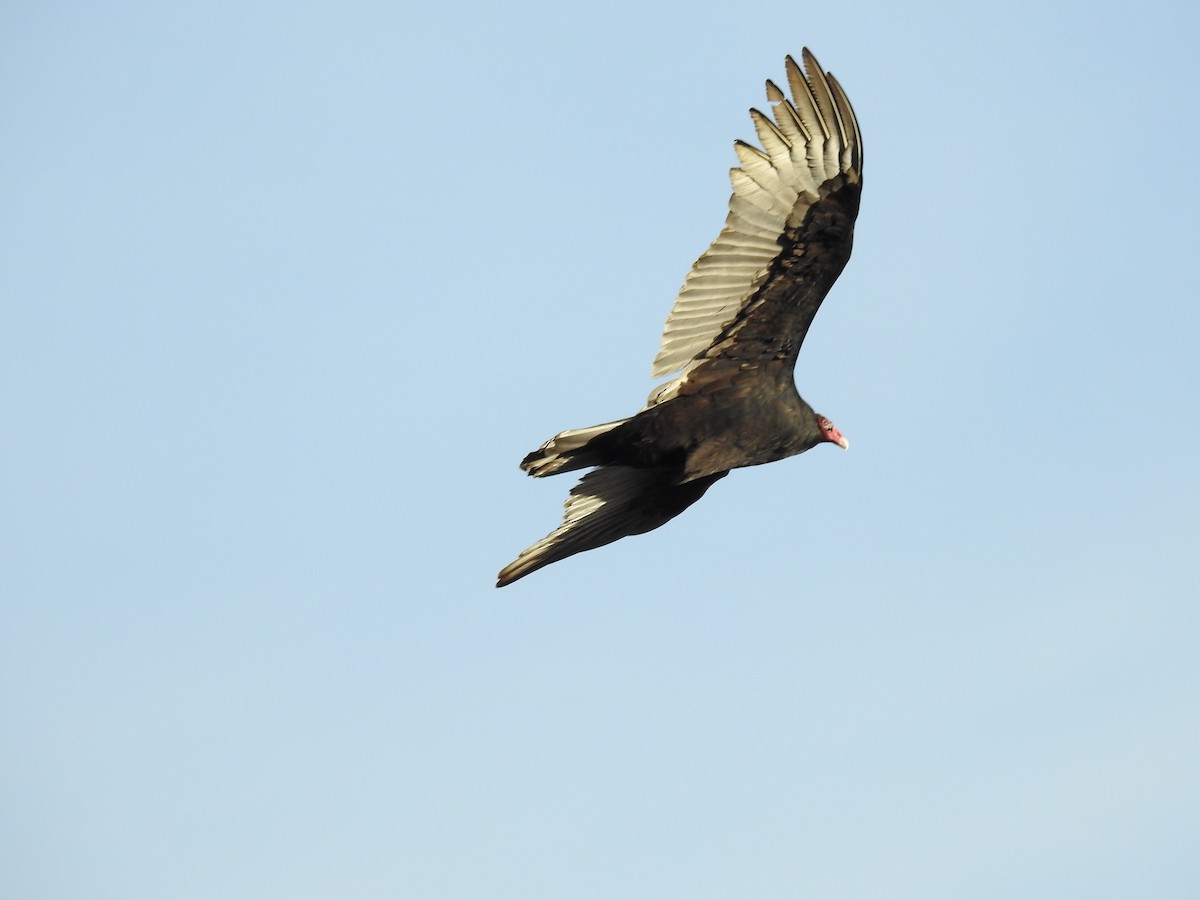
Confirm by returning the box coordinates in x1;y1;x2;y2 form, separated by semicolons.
497;49;862;587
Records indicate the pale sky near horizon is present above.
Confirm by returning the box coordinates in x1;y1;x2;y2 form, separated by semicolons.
3;2;1199;898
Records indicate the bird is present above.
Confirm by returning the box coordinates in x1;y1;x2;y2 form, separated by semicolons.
497;49;862;588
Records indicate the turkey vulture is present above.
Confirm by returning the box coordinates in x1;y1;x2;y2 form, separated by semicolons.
497;49;862;587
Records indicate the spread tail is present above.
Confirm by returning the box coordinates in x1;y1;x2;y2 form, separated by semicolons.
519;418;629;477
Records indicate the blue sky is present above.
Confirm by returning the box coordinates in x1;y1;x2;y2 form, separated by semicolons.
3;1;1199;897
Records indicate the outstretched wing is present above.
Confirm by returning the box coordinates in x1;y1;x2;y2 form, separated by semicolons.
496;467;726;587
652;49;863;382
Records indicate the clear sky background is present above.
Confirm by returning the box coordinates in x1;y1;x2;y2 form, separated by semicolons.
3;1;1198;898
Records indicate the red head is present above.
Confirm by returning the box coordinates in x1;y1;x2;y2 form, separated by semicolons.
817;415;849;450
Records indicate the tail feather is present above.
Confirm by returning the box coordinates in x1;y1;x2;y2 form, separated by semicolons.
520;418;629;477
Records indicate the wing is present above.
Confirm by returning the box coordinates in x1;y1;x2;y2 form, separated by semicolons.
496;467;726;587
652;49;863;382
